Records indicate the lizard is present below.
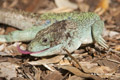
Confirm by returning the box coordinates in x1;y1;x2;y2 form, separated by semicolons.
0;8;109;57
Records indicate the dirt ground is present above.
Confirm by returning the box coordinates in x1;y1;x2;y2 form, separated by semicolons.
0;0;120;80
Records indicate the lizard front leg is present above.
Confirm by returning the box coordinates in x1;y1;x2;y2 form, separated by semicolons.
92;20;109;49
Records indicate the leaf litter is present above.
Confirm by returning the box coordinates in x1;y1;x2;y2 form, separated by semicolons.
0;0;119;80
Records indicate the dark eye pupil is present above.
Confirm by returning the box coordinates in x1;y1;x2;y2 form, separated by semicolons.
43;38;47;42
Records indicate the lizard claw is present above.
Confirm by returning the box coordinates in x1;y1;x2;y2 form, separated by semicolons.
97;36;109;49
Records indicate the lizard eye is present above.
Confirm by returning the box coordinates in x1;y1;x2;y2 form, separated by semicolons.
40;37;50;46
42;38;48;43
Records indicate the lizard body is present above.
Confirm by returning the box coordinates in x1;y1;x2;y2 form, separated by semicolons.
0;8;108;57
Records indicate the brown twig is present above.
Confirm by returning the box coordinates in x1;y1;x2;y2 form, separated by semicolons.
63;48;82;69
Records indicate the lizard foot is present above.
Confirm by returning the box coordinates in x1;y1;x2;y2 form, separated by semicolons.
97;36;109;49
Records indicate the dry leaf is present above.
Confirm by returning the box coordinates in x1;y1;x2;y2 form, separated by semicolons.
94;0;110;15
44;71;63;80
77;2;89;12
0;28;5;35
115;45;120;51
0;62;17;80
0;43;7;51
50;7;74;13
47;0;78;13
59;58;71;65
28;55;64;65
79;62;115;78
68;75;84;80
4;42;22;56
33;66;41;80
43;64;56;71
55;0;78;9
58;65;102;80
103;30;119;37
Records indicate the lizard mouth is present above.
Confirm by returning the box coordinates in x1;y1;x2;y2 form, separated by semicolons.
17;45;49;54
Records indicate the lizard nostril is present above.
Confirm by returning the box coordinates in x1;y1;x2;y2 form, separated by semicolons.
28;46;32;50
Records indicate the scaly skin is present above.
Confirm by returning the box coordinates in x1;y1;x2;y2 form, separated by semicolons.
0;8;108;57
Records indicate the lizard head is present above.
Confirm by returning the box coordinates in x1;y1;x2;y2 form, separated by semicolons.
18;20;80;57
27;32;54;52
27;20;72;55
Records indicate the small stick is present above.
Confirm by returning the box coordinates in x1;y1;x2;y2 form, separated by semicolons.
63;48;82;70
